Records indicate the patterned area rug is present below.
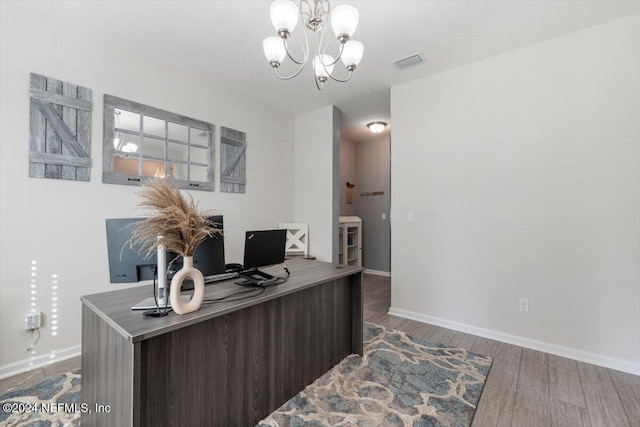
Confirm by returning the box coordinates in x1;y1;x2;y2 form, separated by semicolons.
0;370;80;426
0;323;491;427
259;322;492;426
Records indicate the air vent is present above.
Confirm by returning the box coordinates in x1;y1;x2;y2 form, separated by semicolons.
392;53;425;70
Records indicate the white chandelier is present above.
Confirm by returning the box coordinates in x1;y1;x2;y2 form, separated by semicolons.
263;0;364;90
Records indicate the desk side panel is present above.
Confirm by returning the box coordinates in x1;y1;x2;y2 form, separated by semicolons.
140;276;355;426
81;304;135;426
351;272;364;355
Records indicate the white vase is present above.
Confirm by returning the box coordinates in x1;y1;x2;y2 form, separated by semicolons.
169;256;205;315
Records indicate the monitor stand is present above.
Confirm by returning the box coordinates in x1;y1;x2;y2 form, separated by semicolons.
132;244;182;310
235;269;278;287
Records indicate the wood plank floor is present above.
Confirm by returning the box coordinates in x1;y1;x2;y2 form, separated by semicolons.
2;273;638;427
362;273;640;427
0;355;80;394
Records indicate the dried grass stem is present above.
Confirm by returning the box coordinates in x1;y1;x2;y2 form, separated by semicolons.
128;179;221;258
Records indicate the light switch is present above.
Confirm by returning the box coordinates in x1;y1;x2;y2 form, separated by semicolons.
408;212;415;223
382;213;387;220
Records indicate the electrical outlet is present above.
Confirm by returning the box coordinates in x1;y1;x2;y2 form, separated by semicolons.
408;212;415;223
518;298;529;313
25;312;41;330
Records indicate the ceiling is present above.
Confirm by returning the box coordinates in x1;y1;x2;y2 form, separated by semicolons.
13;1;640;142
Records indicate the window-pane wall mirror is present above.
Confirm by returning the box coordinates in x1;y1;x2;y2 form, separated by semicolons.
103;95;215;191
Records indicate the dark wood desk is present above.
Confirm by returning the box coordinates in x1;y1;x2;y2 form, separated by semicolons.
81;259;363;426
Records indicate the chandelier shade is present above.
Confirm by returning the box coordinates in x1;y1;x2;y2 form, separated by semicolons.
262;0;364;90
270;0;299;33
330;5;359;38
341;40;363;67
313;54;335;80
263;36;287;64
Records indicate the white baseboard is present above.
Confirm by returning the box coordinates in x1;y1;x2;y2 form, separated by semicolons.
363;269;391;277
0;345;81;380
388;307;640;375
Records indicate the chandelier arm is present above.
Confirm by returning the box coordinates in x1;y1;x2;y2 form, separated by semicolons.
281;4;311;66
326;69;353;83
298;18;311;63
283;37;306;65
316;25;345;80
315;25;351;86
314;23;337;86
320;38;345;67
274;63;307;80
299;0;312;24
265;0;358;90
315;0;329;19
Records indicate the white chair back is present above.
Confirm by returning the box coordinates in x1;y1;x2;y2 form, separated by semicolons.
278;222;309;257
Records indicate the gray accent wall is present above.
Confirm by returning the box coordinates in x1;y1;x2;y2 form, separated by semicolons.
339;135;391;272
355;135;391;272
339;137;357;216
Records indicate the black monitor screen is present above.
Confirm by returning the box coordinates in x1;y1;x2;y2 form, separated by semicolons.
169;215;225;278
106;216;225;283
243;229;287;270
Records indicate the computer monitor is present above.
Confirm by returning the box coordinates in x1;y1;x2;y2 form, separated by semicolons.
242;229;287;270
106;215;225;283
106;218;155;283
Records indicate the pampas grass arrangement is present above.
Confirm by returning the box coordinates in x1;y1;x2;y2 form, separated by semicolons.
128;178;221;259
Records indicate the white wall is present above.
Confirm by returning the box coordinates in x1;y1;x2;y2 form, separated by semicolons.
0;2;295;373
294;106;339;263
391;15;640;373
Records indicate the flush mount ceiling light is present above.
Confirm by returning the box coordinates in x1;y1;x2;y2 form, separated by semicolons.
367;122;387;134
263;0;364;90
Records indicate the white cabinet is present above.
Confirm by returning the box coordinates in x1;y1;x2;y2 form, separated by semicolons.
338;216;362;267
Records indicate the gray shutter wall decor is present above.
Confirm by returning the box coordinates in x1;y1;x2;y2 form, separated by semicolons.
29;73;92;181
220;127;246;193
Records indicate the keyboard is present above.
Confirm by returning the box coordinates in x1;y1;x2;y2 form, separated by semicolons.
204;271;239;283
